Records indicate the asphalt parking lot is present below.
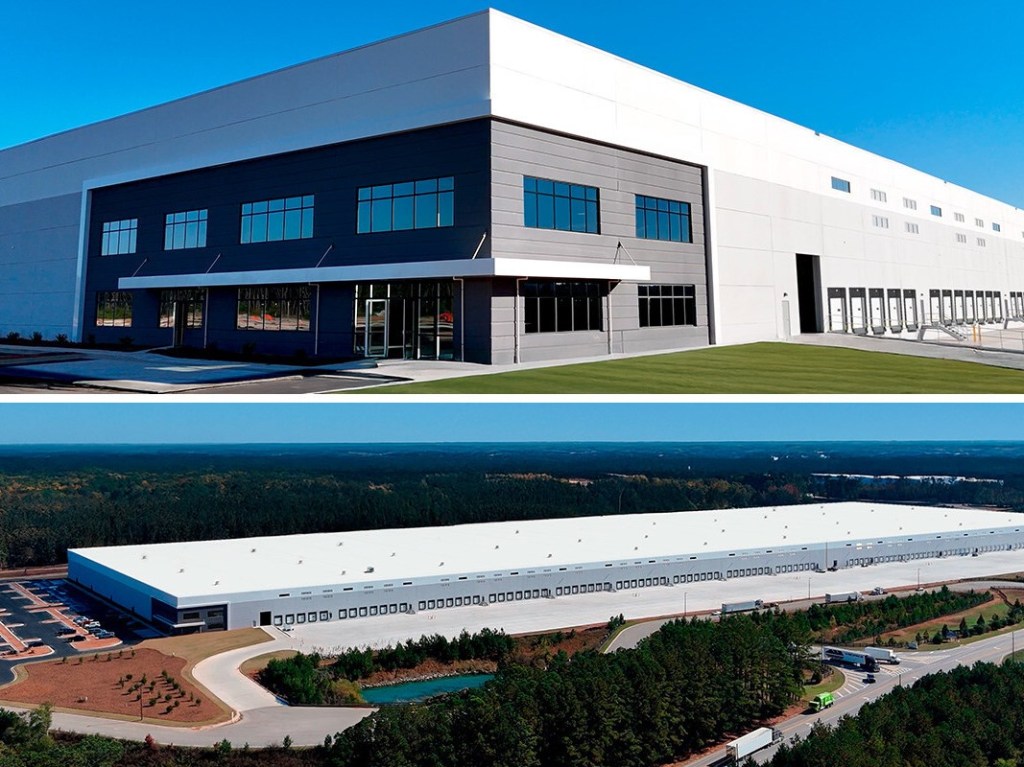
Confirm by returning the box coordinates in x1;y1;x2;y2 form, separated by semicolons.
0;580;153;684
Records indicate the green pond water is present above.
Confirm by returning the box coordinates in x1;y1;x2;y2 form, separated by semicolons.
361;673;495;704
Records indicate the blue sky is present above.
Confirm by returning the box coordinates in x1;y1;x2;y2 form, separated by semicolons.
5;1;1024;206
0;403;1020;444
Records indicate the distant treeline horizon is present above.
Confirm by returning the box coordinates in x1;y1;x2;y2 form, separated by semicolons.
0;441;1022;568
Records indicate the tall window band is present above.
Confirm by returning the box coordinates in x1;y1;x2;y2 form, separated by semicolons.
523;281;603;333
638;284;697;327
241;196;314;243
165;209;208;250
237;286;311;331
100;219;137;255
635;195;692;242
357;177;454;233
523;177;599;233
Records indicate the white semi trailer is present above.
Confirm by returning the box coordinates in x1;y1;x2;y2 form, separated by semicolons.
721;599;764;614
825;591;862;603
725;727;783;762
863;646;900;664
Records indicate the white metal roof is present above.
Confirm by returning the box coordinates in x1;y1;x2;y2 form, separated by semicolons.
69;502;1023;602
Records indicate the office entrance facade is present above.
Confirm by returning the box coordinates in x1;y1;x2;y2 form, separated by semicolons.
353;281;455;360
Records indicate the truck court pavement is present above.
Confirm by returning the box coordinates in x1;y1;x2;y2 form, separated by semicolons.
12;551;1024;748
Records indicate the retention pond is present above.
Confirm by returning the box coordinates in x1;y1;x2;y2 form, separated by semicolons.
361;673;495;704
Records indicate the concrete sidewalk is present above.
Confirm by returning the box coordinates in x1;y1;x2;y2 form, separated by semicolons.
0;345;393;394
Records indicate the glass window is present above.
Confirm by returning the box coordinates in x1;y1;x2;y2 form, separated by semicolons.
993;222;1002;232
236;285;311;331
638;284;697;327
870;189;887;202
158;289;206;329
523;176;599;233
356;176;454;233
635;195;692;242
831;177;851;193
903;198;917;210
100;219;138;255
164;209;208;250
94;291;132;327
523;281;603;333
930;205;942;217
954;212;965;223
241;196;314;243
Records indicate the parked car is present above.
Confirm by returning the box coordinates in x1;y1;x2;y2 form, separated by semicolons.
864;673;876;683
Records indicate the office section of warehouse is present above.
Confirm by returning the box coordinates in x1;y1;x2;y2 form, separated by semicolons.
1;11;1022;364
67;502;1024;632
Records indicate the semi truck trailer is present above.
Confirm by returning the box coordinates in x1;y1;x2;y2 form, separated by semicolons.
863;646;900;664
822;646;880;671
825;591;862;603
725;726;783;762
721;599;764;614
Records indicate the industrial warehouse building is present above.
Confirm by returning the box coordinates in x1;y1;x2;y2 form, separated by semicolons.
3;12;1023;364
68;502;1024;633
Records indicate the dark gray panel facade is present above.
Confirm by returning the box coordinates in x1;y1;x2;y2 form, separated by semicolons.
489;121;709;364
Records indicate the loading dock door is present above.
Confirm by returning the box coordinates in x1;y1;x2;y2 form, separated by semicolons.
903;289;918;331
978;291;989;322
965;291;976;323
994;292;1003;321
869;288;885;334
849;288;867;334
827;288;847;332
928;290;941;324
887;289;903;332
954;291;964;324
941;290;953;324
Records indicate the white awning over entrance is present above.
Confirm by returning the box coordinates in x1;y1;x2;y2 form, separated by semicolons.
118;257;650;290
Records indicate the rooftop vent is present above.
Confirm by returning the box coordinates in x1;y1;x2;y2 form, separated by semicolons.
364;566;374;573
251;548;256;553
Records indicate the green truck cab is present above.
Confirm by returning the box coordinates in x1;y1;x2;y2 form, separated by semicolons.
810;692;835;712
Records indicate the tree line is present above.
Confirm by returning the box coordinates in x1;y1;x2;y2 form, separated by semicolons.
0;467;802;568
324;614;802;767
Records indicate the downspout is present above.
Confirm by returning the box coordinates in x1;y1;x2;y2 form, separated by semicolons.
607;280;613;355
514;276;527;364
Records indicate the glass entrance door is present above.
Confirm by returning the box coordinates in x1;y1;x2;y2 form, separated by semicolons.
364;299;388;358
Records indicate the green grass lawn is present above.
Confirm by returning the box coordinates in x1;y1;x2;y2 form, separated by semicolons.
354;342;1024;394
